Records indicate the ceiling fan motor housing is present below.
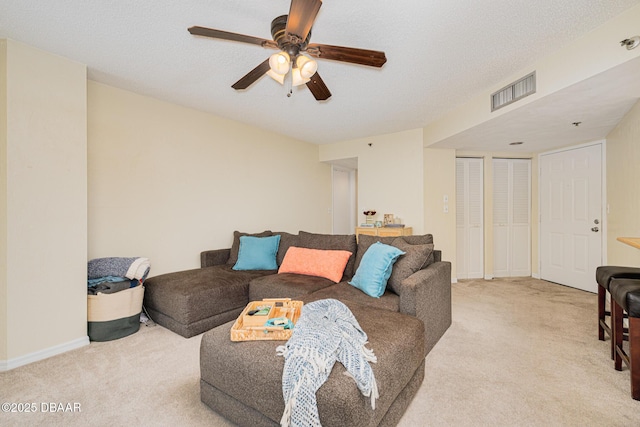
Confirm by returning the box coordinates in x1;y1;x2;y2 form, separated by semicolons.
271;15;311;58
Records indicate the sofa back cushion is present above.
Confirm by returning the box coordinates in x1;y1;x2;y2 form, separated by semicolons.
354;233;435;272
298;231;357;278
400;234;435;266
227;230;273;266
386;238;434;294
273;232;300;266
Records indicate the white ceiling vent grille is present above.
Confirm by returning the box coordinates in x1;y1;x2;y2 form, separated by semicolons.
491;72;536;112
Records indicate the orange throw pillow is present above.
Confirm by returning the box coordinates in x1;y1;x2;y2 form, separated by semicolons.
278;246;353;283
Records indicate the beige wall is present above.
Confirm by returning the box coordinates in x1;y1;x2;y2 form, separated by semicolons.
1;40;87;366
88;82;332;276
0;40;7;361
606;100;640;266
423;148;457;275
319;129;424;233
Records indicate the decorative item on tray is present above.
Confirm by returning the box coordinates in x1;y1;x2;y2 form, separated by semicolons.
383;214;405;227
230;298;303;342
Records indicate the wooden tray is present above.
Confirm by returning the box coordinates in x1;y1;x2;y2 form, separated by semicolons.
230;298;303;342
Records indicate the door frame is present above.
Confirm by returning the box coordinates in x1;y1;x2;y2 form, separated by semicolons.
331;166;357;235
537;140;607;287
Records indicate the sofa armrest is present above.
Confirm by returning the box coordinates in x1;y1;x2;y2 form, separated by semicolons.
397;261;452;355
200;249;231;268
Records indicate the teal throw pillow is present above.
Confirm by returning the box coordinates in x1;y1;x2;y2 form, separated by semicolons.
233;235;281;271
348;242;405;298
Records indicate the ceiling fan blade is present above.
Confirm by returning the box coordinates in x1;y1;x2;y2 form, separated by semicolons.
307;43;387;68
286;0;322;41
306;72;331;101
231;59;271;90
188;26;277;49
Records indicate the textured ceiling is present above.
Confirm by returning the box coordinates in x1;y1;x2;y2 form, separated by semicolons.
1;0;640;147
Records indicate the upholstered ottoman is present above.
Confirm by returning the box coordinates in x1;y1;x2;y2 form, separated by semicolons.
199;300;426;426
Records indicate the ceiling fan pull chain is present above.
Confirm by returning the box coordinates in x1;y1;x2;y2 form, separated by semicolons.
286;63;293;97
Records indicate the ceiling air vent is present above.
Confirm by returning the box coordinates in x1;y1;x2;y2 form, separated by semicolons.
491;71;536;112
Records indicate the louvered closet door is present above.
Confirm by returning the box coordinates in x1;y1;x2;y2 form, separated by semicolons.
456;158;484;279
493;159;531;277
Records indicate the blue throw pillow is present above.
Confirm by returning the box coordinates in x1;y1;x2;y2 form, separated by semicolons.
233;235;281;271
348;242;405;298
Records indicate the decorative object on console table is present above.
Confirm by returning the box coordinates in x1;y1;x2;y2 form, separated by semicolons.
384;214;394;226
356;226;413;239
363;210;377;224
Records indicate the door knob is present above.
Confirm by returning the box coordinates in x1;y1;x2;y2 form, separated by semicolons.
591;227;599;232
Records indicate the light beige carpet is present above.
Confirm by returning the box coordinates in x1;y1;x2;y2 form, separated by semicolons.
1;278;639;426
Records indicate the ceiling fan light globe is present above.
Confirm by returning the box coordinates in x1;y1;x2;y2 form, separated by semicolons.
269;51;291;75
296;55;318;79
266;69;286;85
291;68;311;87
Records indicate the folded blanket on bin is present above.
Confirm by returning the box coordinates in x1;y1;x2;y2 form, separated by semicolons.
276;298;378;427
88;257;151;281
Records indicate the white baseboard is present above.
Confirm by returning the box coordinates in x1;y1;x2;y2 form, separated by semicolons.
532;273;540;279
484;275;494;280
0;336;89;371
451;278;458;284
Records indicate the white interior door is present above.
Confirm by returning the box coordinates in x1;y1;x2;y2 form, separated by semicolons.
332;167;356;235
540;144;603;293
493;159;531;277
456;158;484;279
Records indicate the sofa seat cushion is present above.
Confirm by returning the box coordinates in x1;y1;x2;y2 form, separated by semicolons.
144;265;273;325
248;273;335;301
200;300;425;426
304;282;400;313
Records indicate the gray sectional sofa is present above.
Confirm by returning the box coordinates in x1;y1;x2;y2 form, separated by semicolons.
144;230;451;354
143;229;452;426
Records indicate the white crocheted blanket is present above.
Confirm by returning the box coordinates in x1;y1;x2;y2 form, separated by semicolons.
276;298;378;427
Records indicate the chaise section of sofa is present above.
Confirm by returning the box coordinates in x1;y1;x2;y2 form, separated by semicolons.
143;264;274;338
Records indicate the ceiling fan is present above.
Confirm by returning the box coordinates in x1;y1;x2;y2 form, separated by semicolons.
188;0;387;101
